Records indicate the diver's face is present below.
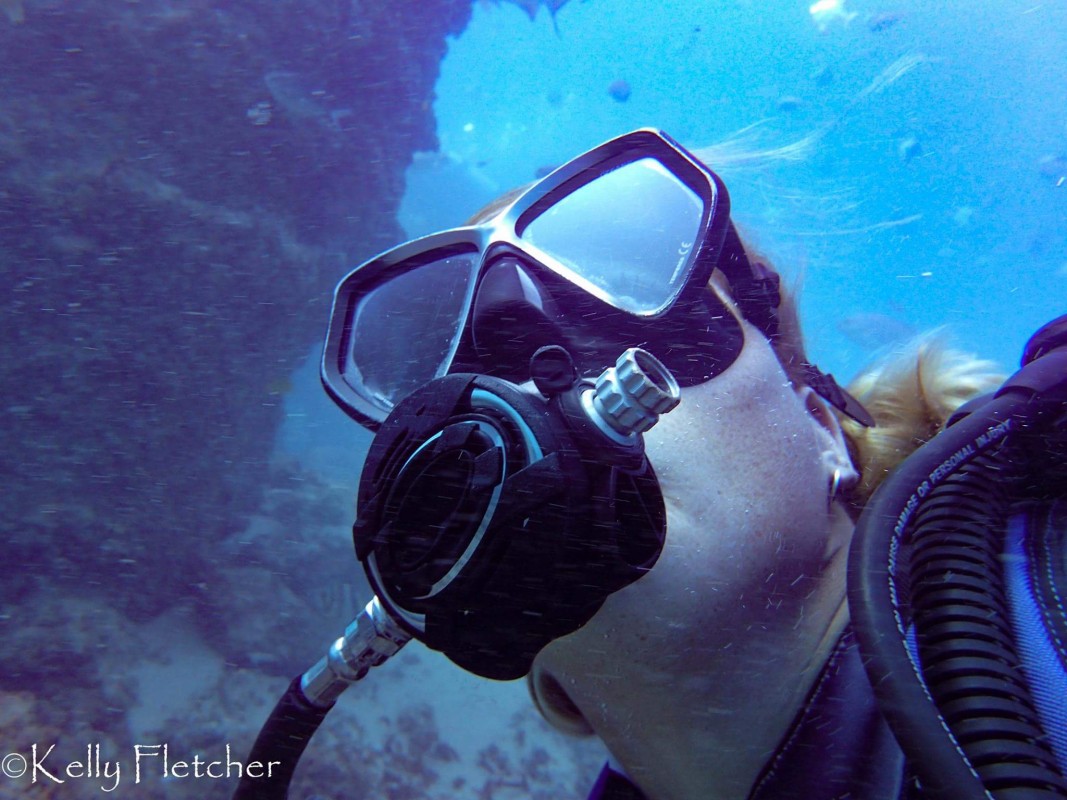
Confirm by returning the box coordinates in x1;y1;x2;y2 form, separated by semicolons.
529;297;858;800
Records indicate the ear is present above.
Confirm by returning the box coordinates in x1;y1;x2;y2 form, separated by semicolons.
797;385;860;501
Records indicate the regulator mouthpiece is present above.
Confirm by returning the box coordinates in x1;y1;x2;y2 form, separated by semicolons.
590;347;681;437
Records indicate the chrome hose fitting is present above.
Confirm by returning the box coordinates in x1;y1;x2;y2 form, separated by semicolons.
588;347;681;440
300;596;411;708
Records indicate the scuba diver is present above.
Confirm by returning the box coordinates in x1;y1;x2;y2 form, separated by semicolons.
236;129;1067;800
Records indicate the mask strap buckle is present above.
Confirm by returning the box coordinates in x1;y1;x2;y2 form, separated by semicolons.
716;223;782;341
800;363;877;428
733;262;782;340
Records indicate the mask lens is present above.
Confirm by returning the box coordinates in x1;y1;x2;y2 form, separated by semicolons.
343;252;478;412
520;157;705;314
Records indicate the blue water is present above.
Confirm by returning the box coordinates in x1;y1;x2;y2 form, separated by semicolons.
405;0;1067;382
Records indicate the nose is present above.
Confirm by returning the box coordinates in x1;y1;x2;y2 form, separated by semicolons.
471;257;568;378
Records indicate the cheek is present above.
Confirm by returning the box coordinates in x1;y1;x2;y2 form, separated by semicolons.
631;365;837;647
646;371;828;554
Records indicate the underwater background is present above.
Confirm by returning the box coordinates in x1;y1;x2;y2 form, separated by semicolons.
1;0;1064;797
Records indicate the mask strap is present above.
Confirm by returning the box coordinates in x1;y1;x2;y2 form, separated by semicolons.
717;224;783;341
718;225;876;428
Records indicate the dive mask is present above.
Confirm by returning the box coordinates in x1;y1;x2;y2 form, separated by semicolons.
323;128;870;430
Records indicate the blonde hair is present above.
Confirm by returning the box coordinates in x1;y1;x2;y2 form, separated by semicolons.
758;275;1003;509
836;334;1004;509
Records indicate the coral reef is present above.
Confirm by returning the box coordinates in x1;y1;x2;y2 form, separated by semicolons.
0;0;471;621
0;0;465;678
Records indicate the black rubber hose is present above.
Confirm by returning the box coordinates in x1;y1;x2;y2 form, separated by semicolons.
849;391;1022;800
232;676;332;800
909;458;1067;797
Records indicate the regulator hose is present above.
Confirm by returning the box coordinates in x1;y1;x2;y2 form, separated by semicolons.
232;677;330;800
849;316;1067;800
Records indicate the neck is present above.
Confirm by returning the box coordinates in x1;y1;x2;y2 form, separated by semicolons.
589;600;854;800
588;626;906;800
